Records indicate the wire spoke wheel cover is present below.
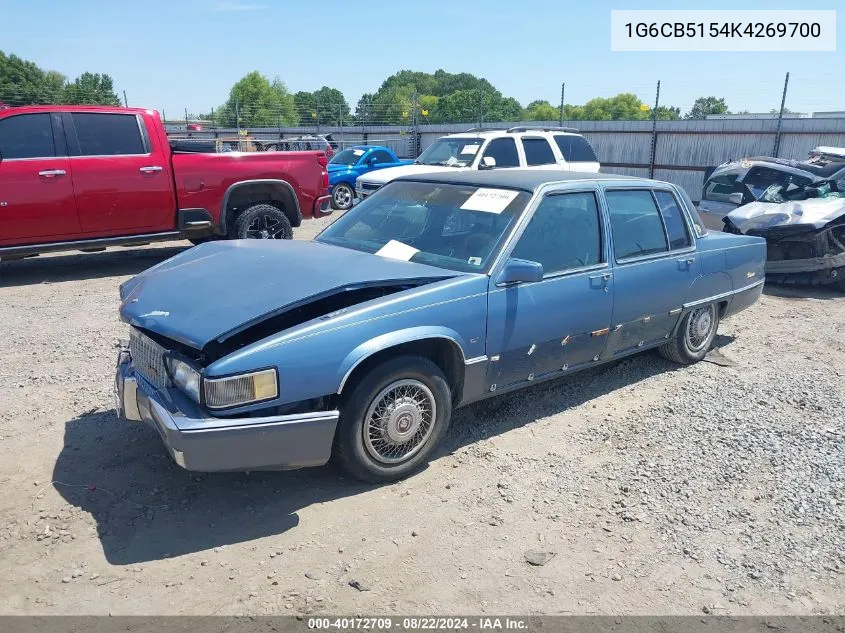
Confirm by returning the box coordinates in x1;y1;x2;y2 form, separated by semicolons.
246;214;286;239
363;379;437;465
685;305;715;352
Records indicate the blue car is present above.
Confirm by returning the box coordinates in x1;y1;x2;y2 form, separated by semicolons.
115;171;766;482
328;145;412;210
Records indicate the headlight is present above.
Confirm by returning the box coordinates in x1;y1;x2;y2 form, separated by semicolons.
203;369;278;409
166;358;201;403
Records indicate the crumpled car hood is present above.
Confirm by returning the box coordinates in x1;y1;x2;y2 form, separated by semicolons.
119;240;456;350
727;198;845;233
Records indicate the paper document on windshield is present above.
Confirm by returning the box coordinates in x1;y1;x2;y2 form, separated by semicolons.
460;188;520;214
460;144;480;155
376;240;419;261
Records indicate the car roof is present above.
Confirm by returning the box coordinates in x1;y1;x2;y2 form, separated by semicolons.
445;129;583;139
395;169;644;192
717;156;845;179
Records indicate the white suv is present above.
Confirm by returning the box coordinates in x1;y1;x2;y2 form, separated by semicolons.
356;126;600;200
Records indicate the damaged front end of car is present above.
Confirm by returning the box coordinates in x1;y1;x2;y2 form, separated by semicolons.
724;201;845;288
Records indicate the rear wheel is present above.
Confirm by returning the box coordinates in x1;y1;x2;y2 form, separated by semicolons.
333;356;452;483
232;203;293;240
331;183;355;211
659;303;720;364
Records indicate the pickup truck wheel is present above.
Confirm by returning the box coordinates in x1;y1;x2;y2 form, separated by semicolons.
659;303;719;365
233;204;293;240
331;183;355;211
333;356;452;483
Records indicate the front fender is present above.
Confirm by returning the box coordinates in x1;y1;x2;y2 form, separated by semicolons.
336;326;469;394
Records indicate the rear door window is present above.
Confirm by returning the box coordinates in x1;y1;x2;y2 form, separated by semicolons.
521;137;556;166
71;113;147;156
0;113;56;159
605;190;669;260
653;190;691;250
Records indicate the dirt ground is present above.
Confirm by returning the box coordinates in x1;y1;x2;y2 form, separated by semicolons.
0;217;843;616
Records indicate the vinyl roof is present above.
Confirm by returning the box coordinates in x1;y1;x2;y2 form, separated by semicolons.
395;169;643;192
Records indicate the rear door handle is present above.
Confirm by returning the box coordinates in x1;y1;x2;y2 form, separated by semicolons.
589;272;613;281
38;169;66;178
139;166;163;173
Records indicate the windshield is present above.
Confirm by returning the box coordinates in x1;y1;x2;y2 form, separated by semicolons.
330;148;366;165
315;180;531;273
416;137;484;167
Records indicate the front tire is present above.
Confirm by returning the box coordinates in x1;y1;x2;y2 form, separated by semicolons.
333;356;452;483
331;183;355;211
233;203;293;240
659;303;720;364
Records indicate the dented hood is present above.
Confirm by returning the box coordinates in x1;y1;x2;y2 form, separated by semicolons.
727;198;845;233
119;240;455;350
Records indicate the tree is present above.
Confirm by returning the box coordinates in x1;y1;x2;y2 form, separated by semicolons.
685;96;729;119
654;105;681;120
0;51;65;105
214;71;296;127
62;72;120;105
523;100;560;121
293;86;350;125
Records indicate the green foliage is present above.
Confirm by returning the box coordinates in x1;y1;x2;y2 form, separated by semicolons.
62;72;120;105
294;86;350;125
213;72;297;127
685;96;729;119
0;51;119;106
523;100;560;121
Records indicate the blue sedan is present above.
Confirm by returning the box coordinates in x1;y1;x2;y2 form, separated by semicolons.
328;145;412;210
115;171;766;482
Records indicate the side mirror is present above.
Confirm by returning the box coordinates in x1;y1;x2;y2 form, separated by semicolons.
728;192;744;206
495;258;544;285
367;157;377;167
479;156;497;170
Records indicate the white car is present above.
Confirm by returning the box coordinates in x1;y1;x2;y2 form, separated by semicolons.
355;126;600;200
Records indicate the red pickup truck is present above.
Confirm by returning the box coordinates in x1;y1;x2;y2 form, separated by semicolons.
0;105;331;259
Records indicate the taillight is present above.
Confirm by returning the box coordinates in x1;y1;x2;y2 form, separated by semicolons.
322;170;329;190
317;154;327;168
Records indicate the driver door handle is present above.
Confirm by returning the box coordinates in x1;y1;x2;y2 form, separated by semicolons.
38;169;66;178
589;272;613;281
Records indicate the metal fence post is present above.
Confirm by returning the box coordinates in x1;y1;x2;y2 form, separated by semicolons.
123;91;128;107
339;103;344;148
559;82;565;126
772;72;790;157
648;80;660;179
235;101;241;137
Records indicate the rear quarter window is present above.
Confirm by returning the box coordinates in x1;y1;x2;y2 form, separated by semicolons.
554;135;597;162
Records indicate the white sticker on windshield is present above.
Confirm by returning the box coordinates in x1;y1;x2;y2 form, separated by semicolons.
460;144;480;155
460;188;520;214
353;149;365;156
376;240;419;261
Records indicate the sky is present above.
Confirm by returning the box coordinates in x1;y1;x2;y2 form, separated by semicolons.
0;0;841;117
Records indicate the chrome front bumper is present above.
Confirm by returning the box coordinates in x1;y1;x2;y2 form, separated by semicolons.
114;348;339;472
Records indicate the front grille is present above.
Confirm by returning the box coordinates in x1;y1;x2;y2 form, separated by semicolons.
129;328;169;390
361;182;380;191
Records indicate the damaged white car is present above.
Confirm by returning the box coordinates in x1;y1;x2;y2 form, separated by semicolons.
699;148;845;288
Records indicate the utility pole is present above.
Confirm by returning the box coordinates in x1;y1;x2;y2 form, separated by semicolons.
559;82;565;126
479;90;484;129
772;72;790;157
122;90;128;107
235;102;241;137
648;80;660;179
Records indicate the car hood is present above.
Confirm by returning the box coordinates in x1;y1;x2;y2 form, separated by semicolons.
119;240;456;350
358;163;470;185
726;198;845;233
327;163;355;173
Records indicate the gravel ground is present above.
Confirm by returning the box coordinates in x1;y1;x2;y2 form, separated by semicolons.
0;217;843;615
